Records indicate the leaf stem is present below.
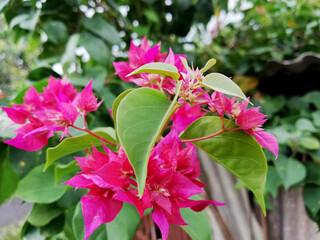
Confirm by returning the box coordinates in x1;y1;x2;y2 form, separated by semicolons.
181;126;241;143
70;125;117;146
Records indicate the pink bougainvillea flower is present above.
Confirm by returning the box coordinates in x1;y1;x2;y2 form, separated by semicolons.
230;96;249;118
41;76;77;108
209;91;233;117
3;76;83;150
64;129;224;240
253;130;279;158
236;107;278;158
64;146;135;240
178;69;209;106
141;130;225;239
4;121;54;151
34;101;79;139
23;86;43;112
113;37;165;82
171;104;206;133
2;105;30;124
164;49;187;76
3;87;43;125
236;107;267;130
73;79;103;115
113;37;187;96
81;192;123;240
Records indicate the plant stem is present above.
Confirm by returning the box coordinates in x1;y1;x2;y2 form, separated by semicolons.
181;127;241;143
70;125;117;146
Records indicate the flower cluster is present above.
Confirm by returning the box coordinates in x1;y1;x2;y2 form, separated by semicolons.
3;77;102;151
64;130;224;240
114;38;278;157
208;91;278;157
113;36;186;95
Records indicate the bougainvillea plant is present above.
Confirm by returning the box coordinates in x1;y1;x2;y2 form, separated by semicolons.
3;37;278;240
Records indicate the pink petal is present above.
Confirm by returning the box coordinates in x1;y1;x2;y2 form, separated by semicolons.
152;207;170;240
5;130;53;151
236;108;267;130
95;161;130;187
115;188;151;217
181;199;226;212
63;175;94;188
254;131;279;158
24;87;42;111
81;196;123;240
74;79;102;114
2;106;29;124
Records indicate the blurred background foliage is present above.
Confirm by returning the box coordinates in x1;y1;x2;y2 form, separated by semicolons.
1;0;320;238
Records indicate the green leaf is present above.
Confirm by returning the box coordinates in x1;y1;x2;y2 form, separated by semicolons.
40;214;65;237
126;62;180;81
0;144;19;204
303;185;320;219
144;9;160;22
117;85;181;196
106;203;141;240
200;58;217;74
112;89;134;144
180;196;212;240
9;146;42;179
28;67;60;81
80;31;110;65
45;128;115;170
302;91;320;108
297;136;320;150
15;164;66;203
57;188;86;209
61;34;80;66
274;155;306;190
269;126;292;145
54;160;80;183
82;15;121;44
28;203;63;227
311;149;320;163
201;73;250;103
21;221;45;240
265;166;282;198
296;118;316;132
305;162;320;186
43;20;68;45
312;110;320;127
180;116;267;214
10;10;40;31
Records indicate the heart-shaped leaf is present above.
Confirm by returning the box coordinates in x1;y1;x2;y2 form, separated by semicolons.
202;73;249;103
180;116;267;214
274;155;306;190
112;89;134;144
28;203;63;227
117;84;181;196
126;62;180;81
15;164;66;203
